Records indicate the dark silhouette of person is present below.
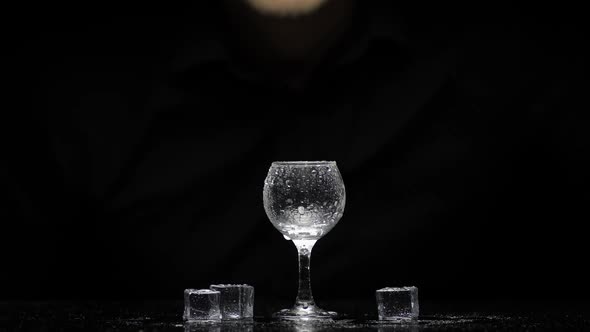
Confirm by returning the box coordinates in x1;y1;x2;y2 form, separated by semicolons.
3;1;588;313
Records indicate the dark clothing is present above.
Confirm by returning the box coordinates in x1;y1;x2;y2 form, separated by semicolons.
3;3;588;303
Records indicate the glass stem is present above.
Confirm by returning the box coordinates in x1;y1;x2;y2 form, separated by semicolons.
293;239;317;309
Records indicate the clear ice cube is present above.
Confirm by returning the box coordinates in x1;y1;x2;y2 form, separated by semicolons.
376;286;419;320
209;284;254;320
183;289;222;321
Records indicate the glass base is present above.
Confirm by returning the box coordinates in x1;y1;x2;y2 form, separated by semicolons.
273;305;338;321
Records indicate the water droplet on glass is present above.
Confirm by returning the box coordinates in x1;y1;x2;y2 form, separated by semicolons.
298;206;305;214
283;234;291;240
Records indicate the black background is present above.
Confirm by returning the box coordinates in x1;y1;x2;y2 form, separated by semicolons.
2;3;588;310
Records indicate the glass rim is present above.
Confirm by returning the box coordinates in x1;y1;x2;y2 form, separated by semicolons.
271;161;336;166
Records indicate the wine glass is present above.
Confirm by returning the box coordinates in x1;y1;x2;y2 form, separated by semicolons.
263;161;346;320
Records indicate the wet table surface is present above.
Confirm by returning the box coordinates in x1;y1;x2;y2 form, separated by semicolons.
1;301;588;331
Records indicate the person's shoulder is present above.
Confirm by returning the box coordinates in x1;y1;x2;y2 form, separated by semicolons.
31;5;219;81
395;4;586;122
29;9;209;108
435;7;586;102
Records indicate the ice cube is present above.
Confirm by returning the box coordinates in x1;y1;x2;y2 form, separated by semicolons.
376;286;419;320
183;289;222;321
209;284;254;320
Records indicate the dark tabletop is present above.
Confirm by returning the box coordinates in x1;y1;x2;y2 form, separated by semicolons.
1;301;588;331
